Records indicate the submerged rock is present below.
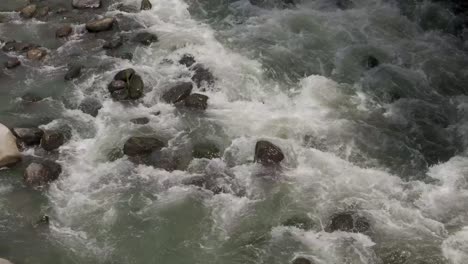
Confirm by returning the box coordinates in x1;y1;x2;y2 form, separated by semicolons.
292;257;312;264
79;97;102;117
72;0;101;9
21;93;43;103
86;18;115;33
116;4;139;13
132;32;158;46
2;41;37;53
336;0;354;9
64;64;83;80
40;127;71;151
282;214;314;230
35;215;50;227
182;175;207;187
26;48;47;61
162;82;193;104
5;57;21;69
56;25;73;38
123;137;165;156
254;140;284;165
35;6;49;18
24;160;62;187
192;64;215;88
103;36;123;49
20;4;37;19
0;123;21;167
12;127;43;146
130;117;150;125
192;142;220;159
184;93;209;110
364;55;379;69
326;212;370;233
179;54;196;67
141;0;152;10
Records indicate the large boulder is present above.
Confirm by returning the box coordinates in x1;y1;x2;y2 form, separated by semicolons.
184;93;208;110
40;127;71;151
141;0;152;10
86;18;115;33
123;137;165;156
0;123;21;167
12;127;43;146
78;97;102;117
326;212;370;233
254;140;284;165
72;0;101;9
162;82;193;104
20;4;37;19
24;160;62;187
56;25;73;38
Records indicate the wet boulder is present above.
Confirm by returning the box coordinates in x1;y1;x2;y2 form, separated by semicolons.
56;25;73;38
26;48;47;61
132;32;158;46
141;0;152;10
192;142;220;159
78;97;102;117
192;64;215;88
179;54;196;67
72;0;101;9
292;257;312;264
64;64;83;80
184;93;208;110
40;127;71;151
24;160;62;187
20;4;37;18
109;69;144;100
5;57;21;69
128;74;144;99
12;127;43;146
130;117;150;125
86;17;115;33
108;80;127;92
254;140;284;165
162;82;193;104
123;137;165;156
0;123;21;167
326;212;370;233
114;68;135;81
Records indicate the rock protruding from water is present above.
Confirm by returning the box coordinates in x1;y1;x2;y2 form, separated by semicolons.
109;68;144;100
254;140;284;165
41;127;71;151
162;82;193;104
0;123;21;167
12;128;43;146
72;0;101;9
0;258;14;264
24;160;62;187
56;25;73;38
282;214;314;230
64;64;83;80
192;64;215;88
5;57;21;69
326;212;370;233
26;48;47;61
132;32;158;46
292;257;312;264
123;137;165;156
184;93;208;110
192;142;220;159
86;18;115;33
179;54;196;67
20;4;37;19
79;97;102;117
141;0;152;10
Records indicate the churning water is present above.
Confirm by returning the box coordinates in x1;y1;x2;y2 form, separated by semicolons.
1;0;468;263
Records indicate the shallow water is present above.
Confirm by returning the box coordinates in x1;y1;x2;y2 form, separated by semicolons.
1;0;468;263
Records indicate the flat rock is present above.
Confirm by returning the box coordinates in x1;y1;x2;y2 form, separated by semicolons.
123;137;165;156
162;82;193;104
72;0;101;9
24;160;62;187
56;25;73;38
86;17;115;33
5;57;21;69
12;127;43;146
254;140;284;165
184;93;208;110
0;123;21;167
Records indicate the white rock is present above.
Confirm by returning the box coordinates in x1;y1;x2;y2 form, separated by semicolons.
0;123;21;167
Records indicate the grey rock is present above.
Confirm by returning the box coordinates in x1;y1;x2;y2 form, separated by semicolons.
162;82;193;104
21;93;43;103
12;128;43;146
128;74;144;99
26;48;47;61
254;140;284;165
282;214;314;230
132;32;158;46
326;212;370;233
72;0;101;9
64;64;83;80
5;57;21;69
116;4;139;13
182;175;207;187
179;54;196;67
86;17;115;33
292;257;312;264
123;137;165;156
56;25;73;38
184;93;208;110
40;127;71;151
108;80;127;92
24;160;62;187
192;64;214;88
78;97;102;117
192;142;220;159
35;6;49;18
111;88;129;101
103;36;123;49
130;117;150;125
114;68;135;81
20;4;37;19
141;0;152;10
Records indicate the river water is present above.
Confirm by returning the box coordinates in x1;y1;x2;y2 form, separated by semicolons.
1;0;468;263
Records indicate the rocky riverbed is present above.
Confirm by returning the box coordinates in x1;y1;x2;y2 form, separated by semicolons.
1;0;468;263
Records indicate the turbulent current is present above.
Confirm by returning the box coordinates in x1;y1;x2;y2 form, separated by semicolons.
1;0;468;263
